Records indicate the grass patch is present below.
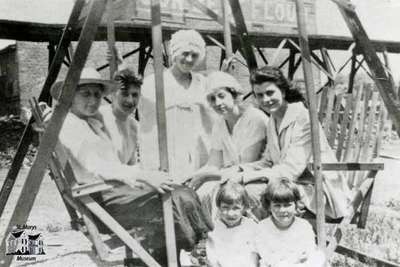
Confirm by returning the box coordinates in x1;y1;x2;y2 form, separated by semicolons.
330;205;400;266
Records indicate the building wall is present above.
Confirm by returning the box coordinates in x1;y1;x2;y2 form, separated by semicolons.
0;45;19;115
17;42;51;109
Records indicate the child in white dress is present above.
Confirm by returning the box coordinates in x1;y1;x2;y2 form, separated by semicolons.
206;182;258;267
254;177;325;267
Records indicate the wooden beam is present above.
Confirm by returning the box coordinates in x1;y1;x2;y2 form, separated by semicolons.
334;2;400;137
383;47;397;98
0;1;107;265
336;244;400;267
310;163;384;171
228;0;258;71
2;19;400;54
206;35;247;67
288;38;334;80
106;0;117;78
96;47;141;71
221;0;232;59
150;0;178;266
295;0;326;249
347;52;358;94
0;0;86;219
325;177;375;260
256;47;269;66
79;195;162;267
288;49;297;79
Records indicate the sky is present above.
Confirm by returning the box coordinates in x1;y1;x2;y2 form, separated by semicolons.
0;0;399;80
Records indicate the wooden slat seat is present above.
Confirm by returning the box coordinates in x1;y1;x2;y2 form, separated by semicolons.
29;98;164;267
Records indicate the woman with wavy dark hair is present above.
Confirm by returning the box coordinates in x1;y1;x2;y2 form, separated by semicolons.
239;66;350;220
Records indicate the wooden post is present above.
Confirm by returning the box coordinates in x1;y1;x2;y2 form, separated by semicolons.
150;0;178;266
336;94;353;160
0;0;86;219
295;0;326;250
335;3;400;137
228;0;258;71
106;0;117;78
348;52;358;94
221;0;232;58
0;0;107;265
288;49;297;79
382;48;397;99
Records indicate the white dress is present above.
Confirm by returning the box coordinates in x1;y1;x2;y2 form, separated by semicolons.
206;217;258;267
139;69;214;180
254;217;324;267
211;106;268;167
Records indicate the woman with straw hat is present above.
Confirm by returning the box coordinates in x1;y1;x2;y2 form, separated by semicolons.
49;67;213;265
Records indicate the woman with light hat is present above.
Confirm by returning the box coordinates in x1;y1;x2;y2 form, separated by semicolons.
49;67;213;265
139;29;215;183
186;71;269;219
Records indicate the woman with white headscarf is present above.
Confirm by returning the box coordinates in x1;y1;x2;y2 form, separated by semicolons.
139;29;215;181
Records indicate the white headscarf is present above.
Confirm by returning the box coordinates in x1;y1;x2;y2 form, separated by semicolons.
169;29;206;62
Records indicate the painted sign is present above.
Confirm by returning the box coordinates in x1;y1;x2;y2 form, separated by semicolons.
103;0;316;34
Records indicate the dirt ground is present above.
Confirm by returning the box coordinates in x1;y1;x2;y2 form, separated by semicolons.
0;140;400;266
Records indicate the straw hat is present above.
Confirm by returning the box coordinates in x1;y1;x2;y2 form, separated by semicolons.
206;71;245;96
50;68;117;100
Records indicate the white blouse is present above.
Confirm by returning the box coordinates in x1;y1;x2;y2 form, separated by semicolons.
211;106;268;167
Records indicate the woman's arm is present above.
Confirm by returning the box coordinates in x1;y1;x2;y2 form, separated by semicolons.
187;149;224;190
242;115;312;184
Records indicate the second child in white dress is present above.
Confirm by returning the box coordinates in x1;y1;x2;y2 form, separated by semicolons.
206;182;258;267
254;178;325;267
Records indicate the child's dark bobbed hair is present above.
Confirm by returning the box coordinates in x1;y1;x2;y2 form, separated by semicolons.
113;68;143;90
216;181;250;209
261;177;302;211
250;66;305;104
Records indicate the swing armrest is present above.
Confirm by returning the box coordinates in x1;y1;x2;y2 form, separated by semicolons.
71;181;113;197
307;162;384;171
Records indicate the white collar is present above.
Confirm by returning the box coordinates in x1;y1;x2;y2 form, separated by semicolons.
275;102;305;134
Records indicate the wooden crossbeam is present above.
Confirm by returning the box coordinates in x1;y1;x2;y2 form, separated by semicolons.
336;244;400;267
97;47;142;71
228;0;258;71
334;1;400;137
79;195;162;267
309;163;384;171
